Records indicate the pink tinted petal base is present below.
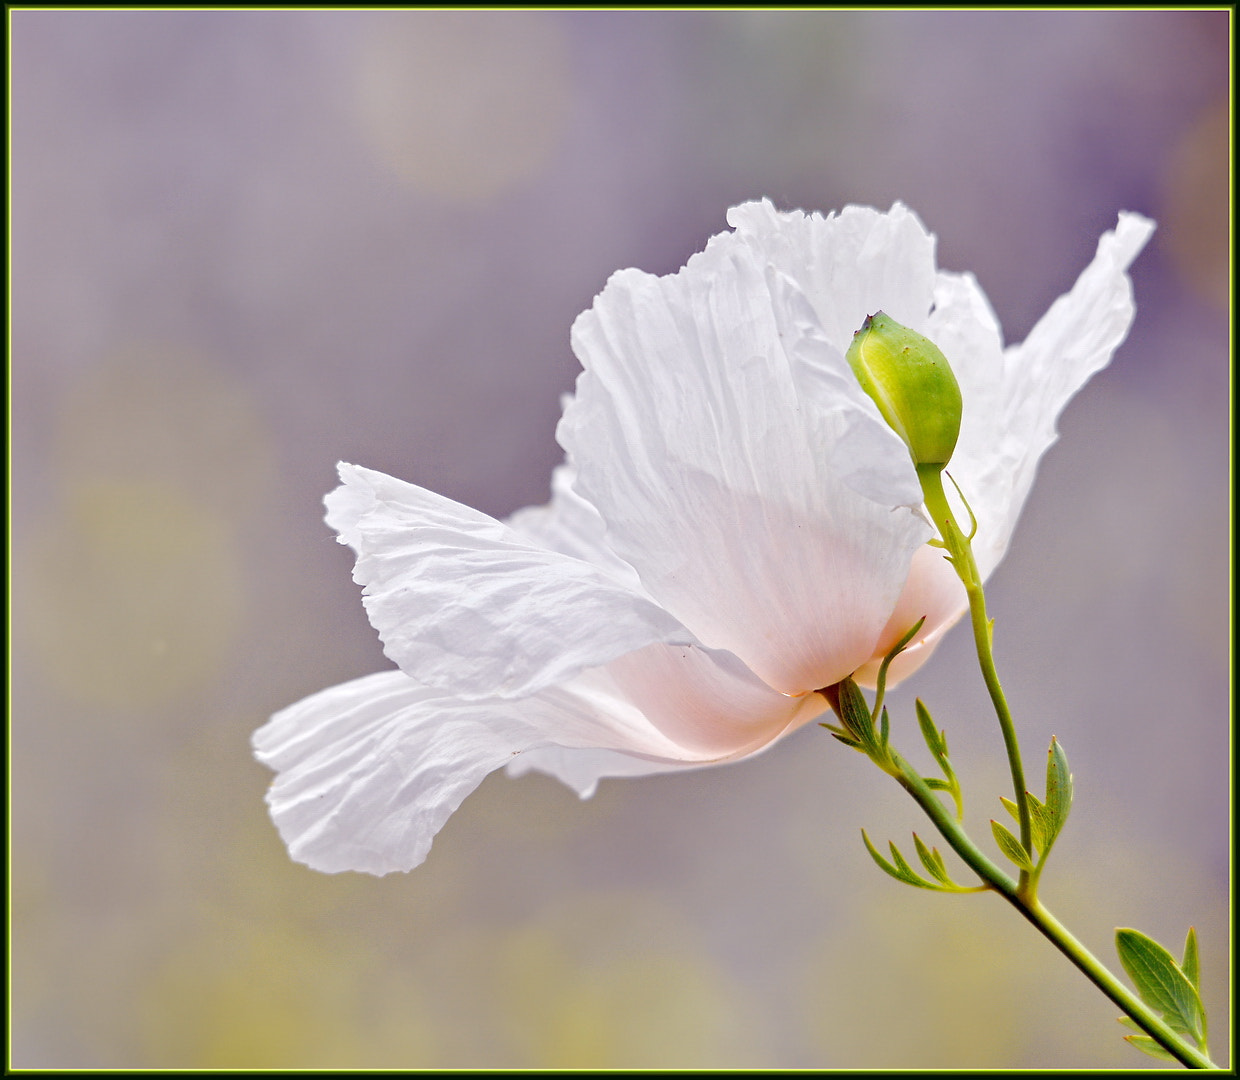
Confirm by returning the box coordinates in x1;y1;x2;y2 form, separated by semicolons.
851;543;966;688
562;221;929;696
255;643;824;876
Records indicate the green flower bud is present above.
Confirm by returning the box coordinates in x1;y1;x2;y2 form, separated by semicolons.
846;311;962;470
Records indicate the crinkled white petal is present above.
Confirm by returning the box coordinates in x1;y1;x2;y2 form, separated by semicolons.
505;462;644;591
852;212;1155;683
254;669;691;875
764;265;923;508
256;670;530;875
561;217;931;695
506;745;691;799
255;643;822;874
727;199;939;351
916;213;1155;586
975;213;1154;577
325;463;691;699
922;268;1011;562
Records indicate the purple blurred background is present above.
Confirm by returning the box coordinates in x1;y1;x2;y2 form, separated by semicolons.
11;10;1229;1068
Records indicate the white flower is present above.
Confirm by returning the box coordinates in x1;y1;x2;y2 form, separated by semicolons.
254;200;1153;875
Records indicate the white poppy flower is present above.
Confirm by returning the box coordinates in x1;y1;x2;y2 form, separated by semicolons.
254;200;1153;875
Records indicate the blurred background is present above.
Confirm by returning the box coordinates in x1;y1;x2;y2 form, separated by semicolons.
10;9;1229;1069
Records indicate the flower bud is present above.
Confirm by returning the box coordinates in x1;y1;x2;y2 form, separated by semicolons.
846;312;962;470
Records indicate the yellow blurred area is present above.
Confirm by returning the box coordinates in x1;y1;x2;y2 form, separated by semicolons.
803;833;1230;1069
25;478;243;708
140;921;439;1069
21;343;271;708
131;876;759;1068
806;890;1048;1068
490;894;763;1068
1162;98;1229;311
54;341;273;517
354;11;572;202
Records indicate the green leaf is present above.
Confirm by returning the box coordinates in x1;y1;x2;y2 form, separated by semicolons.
820;722;864;751
1029;801;1053;855
1116;928;1206;1045
886;841;921;881
914;700;964;821
1122;1034;1177;1061
915;699;945;756
912;832;953;885
1042;737;1073;846
990;819;1035;872
1002;794;1048;856
1182;927;1200;991
858;830;965;892
837;678;875;748
923;777;952;791
860;830;934;889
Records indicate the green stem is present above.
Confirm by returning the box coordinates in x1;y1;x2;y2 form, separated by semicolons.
887;754;1215;1068
918;464;1034;897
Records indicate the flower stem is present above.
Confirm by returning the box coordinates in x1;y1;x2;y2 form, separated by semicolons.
892;465;1217;1068
918;464;1034;898
886;754;1215;1069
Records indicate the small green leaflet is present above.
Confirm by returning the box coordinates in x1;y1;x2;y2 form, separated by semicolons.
1116;1020;1176;1061
1181;927;1200;991
990;819;1034;872
915;699;963;821
1042;736;1073;846
860;830;978;893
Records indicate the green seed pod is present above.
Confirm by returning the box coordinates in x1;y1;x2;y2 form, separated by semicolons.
846;311;962;470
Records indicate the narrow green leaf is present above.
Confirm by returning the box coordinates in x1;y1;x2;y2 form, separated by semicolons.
923;777;951;791
837;678;875;747
912;833;953;885
879;706;890;751
887;841;921;881
912;700;963;820
990;819;1035;872
860;830;933;889
821;722;864;750
915;699;945;757
1026;800;1050;856
1116;928;1206;1044
1182;927;1200;991
1123;1034;1177;1061
1000;795;1044;856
